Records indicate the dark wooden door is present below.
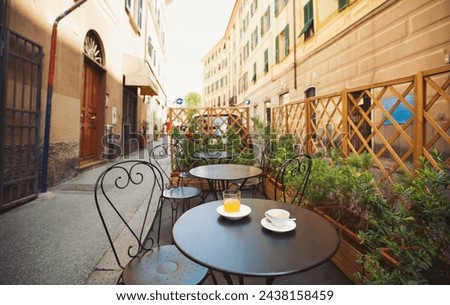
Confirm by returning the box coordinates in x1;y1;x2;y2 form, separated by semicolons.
80;62;101;162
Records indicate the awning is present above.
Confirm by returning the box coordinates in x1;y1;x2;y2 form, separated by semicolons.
123;54;159;96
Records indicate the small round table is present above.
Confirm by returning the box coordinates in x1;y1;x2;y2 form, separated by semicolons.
172;199;340;284
193;151;238;164
189;164;262;199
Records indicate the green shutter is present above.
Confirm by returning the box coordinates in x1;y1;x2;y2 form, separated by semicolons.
274;0;279;16
261;16;264;36
299;0;314;37
305;0;313;22
284;24;289;56
264;49;269;72
338;0;349;11
275;36;279;64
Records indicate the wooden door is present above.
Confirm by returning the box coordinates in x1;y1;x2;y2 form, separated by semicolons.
80;62;101;162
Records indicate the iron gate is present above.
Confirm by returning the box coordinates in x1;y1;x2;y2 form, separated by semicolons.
0;8;43;211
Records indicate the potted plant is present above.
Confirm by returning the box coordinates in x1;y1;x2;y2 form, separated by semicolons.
356;150;449;284
153;124;160;141
139;120;148;148
263;134;297;200
297;150;382;283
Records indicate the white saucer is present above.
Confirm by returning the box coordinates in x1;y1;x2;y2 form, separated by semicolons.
216;204;251;220
261;217;296;232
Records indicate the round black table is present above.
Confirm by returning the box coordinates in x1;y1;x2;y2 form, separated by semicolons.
193;151;238;164
172;199;340;284
189;164;262;199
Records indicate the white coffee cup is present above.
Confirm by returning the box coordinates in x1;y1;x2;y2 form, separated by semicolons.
265;209;290;227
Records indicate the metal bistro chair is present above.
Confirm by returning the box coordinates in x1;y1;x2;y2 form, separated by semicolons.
93;160;209;284
229;142;272;198
274;154;313;206
148;143;202;225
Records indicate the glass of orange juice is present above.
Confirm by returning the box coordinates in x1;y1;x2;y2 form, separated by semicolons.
223;189;241;212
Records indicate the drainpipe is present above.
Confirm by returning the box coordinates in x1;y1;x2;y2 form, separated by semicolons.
292;0;297;90
41;0;89;193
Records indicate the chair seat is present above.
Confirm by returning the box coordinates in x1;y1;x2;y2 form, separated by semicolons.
163;186;201;200
122;245;208;285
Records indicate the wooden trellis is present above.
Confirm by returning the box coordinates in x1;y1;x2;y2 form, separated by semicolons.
272;65;450;186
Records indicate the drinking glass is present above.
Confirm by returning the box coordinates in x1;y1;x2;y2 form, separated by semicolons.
223;189;241;212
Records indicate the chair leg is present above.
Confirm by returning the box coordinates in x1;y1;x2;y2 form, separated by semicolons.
150;198;163;232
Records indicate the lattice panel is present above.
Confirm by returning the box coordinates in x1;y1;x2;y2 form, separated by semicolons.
169;107;250;138
285;102;307;144
422;67;450;168
346;77;416;184
272;106;286;135
311;94;343;154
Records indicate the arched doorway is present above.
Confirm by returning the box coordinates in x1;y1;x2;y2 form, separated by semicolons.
80;30;105;166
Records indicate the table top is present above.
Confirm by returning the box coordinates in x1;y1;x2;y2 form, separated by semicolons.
172;199;339;279
189;164;262;181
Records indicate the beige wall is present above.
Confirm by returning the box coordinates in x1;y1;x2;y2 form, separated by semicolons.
5;0;167;186
203;0;450;124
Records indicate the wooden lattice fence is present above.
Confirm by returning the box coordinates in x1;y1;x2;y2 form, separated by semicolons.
272;65;450;185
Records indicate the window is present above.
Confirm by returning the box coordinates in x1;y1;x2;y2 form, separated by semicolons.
338;0;349;11
125;0;132;11
239;72;249;93
299;0;314;40
251;0;258;17
274;0;288;17
243;13;250;32
147;36;153;59
243;41;250;61
137;0;143;29
279;92;289;105
264;49;269;73
252;62;257;83
260;6;271;36
275;25;289;63
243;72;248;91
125;0;143;31
251;27;259;50
275;35;279;64
283;24;289;57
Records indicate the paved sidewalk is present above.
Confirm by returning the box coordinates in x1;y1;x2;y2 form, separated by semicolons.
0;144;351;285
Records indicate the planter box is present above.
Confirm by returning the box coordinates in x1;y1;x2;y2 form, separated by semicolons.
313;207;369;284
263;175;294;203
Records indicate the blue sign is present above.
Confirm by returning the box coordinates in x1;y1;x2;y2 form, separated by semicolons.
382;94;414;125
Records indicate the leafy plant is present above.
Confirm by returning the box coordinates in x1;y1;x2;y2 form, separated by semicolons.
356;150;450;284
265;134;297;176
297;150;379;231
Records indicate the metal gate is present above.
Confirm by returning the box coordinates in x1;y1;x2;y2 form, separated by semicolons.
0;3;43;211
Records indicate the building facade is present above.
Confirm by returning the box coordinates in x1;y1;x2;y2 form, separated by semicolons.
0;0;168;210
202;0;450;123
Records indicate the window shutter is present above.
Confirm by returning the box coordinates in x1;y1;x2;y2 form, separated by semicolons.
260;16;264;36
284;24;289;56
275;36;279;64
264;49;269;72
274;0;279;16
338;0;349;11
299;0;314;37
305;1;313;22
